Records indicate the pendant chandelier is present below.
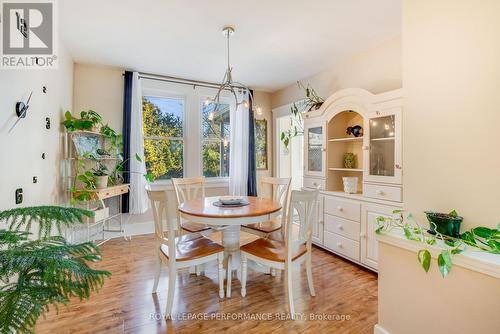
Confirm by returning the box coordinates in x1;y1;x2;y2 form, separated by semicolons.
205;26;261;116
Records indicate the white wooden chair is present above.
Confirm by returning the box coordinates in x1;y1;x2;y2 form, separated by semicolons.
147;188;225;319
172;177;212;235
240;189;318;319
242;176;291;239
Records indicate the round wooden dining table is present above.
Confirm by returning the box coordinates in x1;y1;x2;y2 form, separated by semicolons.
178;196;282;253
178;196;281;296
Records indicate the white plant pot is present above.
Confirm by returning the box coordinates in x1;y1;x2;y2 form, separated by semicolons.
342;177;358;194
95;175;108;189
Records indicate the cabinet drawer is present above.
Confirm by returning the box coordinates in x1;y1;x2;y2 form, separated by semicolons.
324;214;360;241
303;177;325;190
324;197;361;222
363;183;402;202
324;231;360;261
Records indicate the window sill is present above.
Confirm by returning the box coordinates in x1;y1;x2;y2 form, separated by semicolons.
147;177;229;191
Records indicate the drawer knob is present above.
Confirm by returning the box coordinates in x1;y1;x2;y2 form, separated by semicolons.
337;206;343;212
319;220;324;225
312;182;318;186
395;164;402;169
337;242;343;248
338;225;343;230
376;190;384;195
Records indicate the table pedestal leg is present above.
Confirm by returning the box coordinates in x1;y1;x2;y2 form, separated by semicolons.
222;225;241;297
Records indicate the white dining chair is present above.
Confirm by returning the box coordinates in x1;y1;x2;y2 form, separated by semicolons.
240;189;318;319
147;188;225;319
242;176;291;239
172;177;213;236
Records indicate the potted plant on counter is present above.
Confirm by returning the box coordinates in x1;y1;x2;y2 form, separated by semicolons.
425;210;464;238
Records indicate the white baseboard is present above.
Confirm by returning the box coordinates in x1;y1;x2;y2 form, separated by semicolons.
374;324;391;334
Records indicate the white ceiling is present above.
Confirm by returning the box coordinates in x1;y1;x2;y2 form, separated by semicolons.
60;0;401;92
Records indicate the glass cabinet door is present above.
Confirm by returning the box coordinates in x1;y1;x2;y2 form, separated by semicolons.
365;108;402;184
304;121;325;176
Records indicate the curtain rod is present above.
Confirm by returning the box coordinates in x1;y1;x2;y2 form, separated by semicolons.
137;72;248;91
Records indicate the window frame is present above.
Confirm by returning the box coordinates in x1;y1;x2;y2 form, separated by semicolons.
141;89;186;181
198;95;233;182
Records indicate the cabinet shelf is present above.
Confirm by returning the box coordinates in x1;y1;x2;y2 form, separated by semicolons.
328;168;363;172
328;137;363;142
370;137;395;142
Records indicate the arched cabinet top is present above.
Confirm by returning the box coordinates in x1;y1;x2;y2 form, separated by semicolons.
304;87;402;121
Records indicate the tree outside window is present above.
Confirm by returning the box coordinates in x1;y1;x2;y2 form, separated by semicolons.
201;102;230;177
142;96;184;180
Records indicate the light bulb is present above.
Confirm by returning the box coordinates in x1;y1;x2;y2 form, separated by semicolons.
389;131;394;137
243;100;249;108
371;120;378;126
384;124;390;130
208;112;214;121
256;107;262;116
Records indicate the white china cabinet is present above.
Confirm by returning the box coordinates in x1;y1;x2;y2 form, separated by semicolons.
303;88;403;271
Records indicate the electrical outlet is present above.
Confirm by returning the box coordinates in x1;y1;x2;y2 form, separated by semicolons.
15;188;23;204
45;117;50;129
33;176;37;183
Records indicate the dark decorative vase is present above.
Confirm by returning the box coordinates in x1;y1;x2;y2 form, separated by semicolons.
425;211;463;238
346;125;363;137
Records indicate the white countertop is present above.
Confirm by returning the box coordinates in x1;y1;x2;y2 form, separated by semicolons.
377;230;500;279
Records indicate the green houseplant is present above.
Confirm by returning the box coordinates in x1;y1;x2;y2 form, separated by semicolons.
425;210;463;237
91;162;109;189
0;206;111;333
62;110;103;132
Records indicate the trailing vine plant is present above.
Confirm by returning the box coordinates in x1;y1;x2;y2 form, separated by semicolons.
280;81;324;148
376;210;500;277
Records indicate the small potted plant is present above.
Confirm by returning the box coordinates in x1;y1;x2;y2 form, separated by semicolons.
92;163;109;189
344;153;356;168
425;210;464;238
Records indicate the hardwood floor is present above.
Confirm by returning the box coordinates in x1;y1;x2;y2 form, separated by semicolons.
36;233;378;334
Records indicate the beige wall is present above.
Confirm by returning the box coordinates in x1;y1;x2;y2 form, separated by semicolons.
271;37;402;109
0;44;74;209
378;243;500;334
402;0;500;229
73;64;124;130
378;1;500;333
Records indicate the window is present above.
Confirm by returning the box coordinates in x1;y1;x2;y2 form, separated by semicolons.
142;96;184;180
201;102;230;177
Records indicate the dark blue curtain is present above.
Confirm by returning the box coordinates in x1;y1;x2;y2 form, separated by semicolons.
121;71;133;213
247;89;257;196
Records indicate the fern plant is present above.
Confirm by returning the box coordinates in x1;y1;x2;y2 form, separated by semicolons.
0;206;111;334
